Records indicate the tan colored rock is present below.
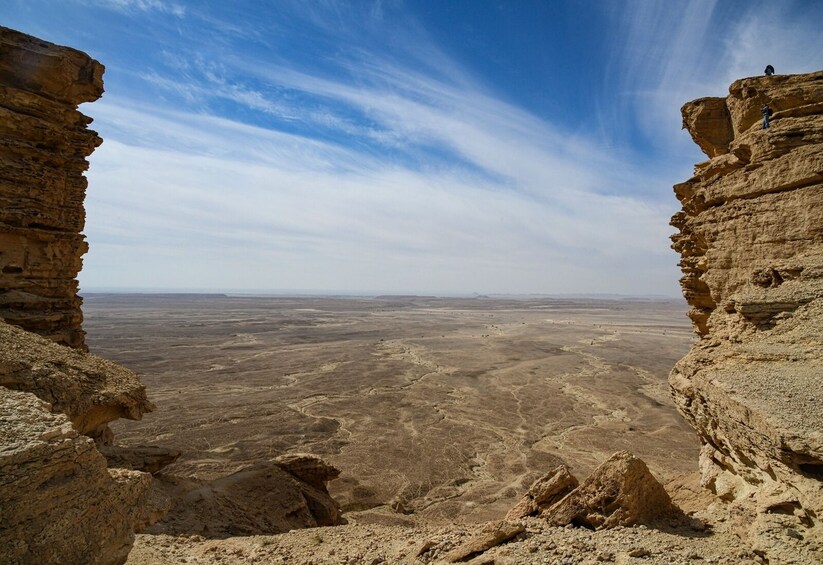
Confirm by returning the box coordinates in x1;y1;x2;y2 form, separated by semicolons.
671;70;823;556
0;26;105;350
541;451;679;529
505;464;578;520
444;520;524;562
0;319;153;439
274;452;341;490
681;97;734;158
0;387;151;565
145;459;345;536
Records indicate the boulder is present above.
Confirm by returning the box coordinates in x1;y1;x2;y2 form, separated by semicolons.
540;451;679;529
444;520;524;563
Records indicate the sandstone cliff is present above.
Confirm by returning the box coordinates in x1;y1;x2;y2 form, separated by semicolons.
671;71;823;554
0;25;104;350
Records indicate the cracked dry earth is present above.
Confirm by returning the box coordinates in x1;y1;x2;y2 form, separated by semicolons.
82;295;717;562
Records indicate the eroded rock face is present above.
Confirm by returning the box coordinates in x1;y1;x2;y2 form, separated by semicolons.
0;319;153;441
0;388;151;565
671;71;823;547
0;25;105;350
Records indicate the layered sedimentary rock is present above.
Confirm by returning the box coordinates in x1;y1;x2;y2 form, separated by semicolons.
0;26;105;350
0;387;151;565
671;71;823;545
506;464;579;521
0;29;163;564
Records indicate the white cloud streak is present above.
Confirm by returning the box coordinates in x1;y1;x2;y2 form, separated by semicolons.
86;0;185;17
84;88;676;294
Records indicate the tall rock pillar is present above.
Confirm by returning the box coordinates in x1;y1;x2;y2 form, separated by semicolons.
0;26;104;350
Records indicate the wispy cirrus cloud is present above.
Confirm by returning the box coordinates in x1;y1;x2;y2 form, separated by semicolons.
83;0;186;17
31;0;817;294
602;0;823;158
85;60;676;295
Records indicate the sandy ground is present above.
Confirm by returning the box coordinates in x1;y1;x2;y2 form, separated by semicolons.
85;295;698;526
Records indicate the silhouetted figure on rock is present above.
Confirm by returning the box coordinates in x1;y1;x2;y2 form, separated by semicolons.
765;64;775;76
762;104;773;129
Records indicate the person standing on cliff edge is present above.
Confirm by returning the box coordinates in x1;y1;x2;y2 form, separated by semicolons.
765;64;775;76
762;104;773;129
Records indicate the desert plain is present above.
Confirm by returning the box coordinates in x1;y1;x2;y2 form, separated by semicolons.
84;294;699;530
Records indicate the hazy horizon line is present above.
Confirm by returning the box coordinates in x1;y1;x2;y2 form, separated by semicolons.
81;287;685;301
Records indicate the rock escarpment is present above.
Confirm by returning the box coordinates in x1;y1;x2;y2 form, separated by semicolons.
0;25;104;350
671;71;823;551
0;319;158;564
146;454;345;537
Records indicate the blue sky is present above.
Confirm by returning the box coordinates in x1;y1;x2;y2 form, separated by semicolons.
6;1;823;295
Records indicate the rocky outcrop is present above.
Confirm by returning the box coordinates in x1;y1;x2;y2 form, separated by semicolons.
0;387;151;565
671;71;823;551
146;456;345;537
506;452;680;530
0;319;153;442
545;452;679;529
444;520;525;562
0;29;166;564
0;25;105;350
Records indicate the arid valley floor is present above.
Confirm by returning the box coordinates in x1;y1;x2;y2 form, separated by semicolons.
85;294;699;530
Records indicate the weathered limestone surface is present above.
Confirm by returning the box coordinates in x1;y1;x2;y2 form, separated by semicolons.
0;319;153;441
0;29;165;565
0;388;151;565
0;25;105;350
671;71;823;549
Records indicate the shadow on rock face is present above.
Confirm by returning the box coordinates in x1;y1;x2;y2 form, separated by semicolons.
143;454;345;538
